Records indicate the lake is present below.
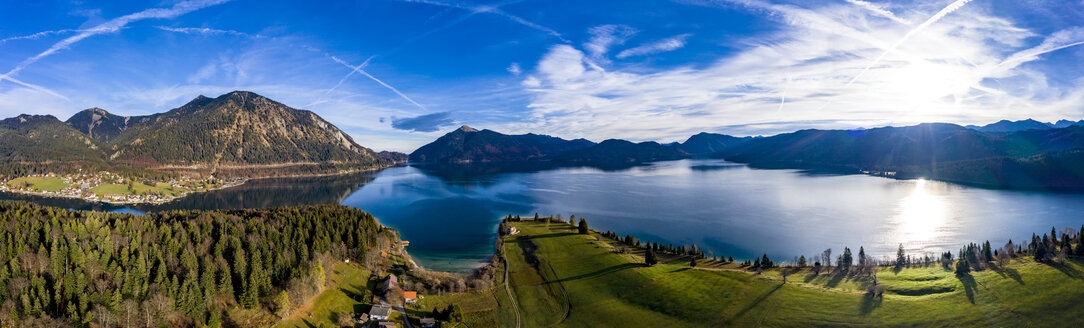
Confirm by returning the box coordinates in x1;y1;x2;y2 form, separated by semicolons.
5;159;1084;273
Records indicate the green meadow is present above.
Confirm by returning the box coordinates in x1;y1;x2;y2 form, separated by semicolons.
430;221;1084;327
5;176;69;191
276;261;375;328
89;181;187;196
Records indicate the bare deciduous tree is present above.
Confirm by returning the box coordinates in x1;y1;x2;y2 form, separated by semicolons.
821;248;832;268
122;299;138;328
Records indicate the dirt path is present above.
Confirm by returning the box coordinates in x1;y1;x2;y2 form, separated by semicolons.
501;242;522;328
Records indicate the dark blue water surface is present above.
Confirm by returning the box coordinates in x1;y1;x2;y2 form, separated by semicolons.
6;159;1084;273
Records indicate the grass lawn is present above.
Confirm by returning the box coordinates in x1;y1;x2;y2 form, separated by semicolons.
442;221;1084;327
276;261;374;328
6;176;69;192
89;182;187;196
90;183;131;196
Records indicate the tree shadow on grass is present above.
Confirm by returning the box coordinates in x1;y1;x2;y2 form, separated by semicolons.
858;294;883;316
549;263;639;283
669;267;691;273
527;232;576;240
957;273;977;304
723;284;783;325
1046;261;1084;280
825;272;848;288
988;264;1024;285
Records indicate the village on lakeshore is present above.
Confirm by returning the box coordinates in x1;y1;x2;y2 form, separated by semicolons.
0;171;244;204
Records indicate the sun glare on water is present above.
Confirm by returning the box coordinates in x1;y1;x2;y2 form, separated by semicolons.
893;179;952;248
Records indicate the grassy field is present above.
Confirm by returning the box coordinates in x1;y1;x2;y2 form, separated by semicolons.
89;182;187;196
442;221;1084;327
276;261;375;328
5;176;69;191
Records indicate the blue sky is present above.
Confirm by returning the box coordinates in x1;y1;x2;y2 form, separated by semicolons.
1;0;1082;152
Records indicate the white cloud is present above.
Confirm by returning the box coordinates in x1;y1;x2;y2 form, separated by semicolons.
616;34;691;58
187;62;219;84
513;0;1084;143
537;45;586;83
522;75;542;87
584;24;638;61
507;62;522;76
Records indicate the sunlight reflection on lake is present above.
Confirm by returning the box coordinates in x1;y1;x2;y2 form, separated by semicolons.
892;179;952;252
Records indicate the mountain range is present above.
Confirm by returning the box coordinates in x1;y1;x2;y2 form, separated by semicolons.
5;90;1084;189
965;119;1084;133
408;125;708;166
0;91;396;178
413;122;1084;189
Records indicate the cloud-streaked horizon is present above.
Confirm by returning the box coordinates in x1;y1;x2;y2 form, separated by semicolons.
0;0;1082;152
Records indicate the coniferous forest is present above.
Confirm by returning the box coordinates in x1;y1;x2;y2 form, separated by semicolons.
0;201;391;327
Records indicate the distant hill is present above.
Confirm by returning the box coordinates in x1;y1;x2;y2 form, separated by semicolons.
716;123;1084;189
0;91;387;178
0;114;105;163
965;119;1053;133
108;91;380;168
1053;119;1084;129
65;107;157;142
551;139;690;166
377;151;409;163
963;118;1084;132
676;132;750;155
409;125;596;163
411;126;699;168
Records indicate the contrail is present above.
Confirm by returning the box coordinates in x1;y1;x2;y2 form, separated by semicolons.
846;0;973;86
325;56;375;97
845;0;912;25
778;76;791;112
313;0;528;108
0;28;110;46
155;26;263;38
0;0;230;98
329;56;429;111
397;0;568;42
996;28;1084;72
0;75;69;100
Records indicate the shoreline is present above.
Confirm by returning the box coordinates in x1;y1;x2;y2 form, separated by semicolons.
0;162;403;206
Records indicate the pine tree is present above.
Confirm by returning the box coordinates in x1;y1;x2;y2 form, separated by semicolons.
955;257;970;275
577;218;589;234
1035;237;1048;261
689;258;697;267
896;244;906;268
858;247;867;270
1078;227;1084;256
645;248;658;266
983;241;994;262
240;277;257;309
841;247;853;272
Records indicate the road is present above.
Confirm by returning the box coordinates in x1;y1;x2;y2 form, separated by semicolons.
392;245;415;328
502;241;522;328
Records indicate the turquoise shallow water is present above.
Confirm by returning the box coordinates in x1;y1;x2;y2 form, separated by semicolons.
6;159;1084;273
